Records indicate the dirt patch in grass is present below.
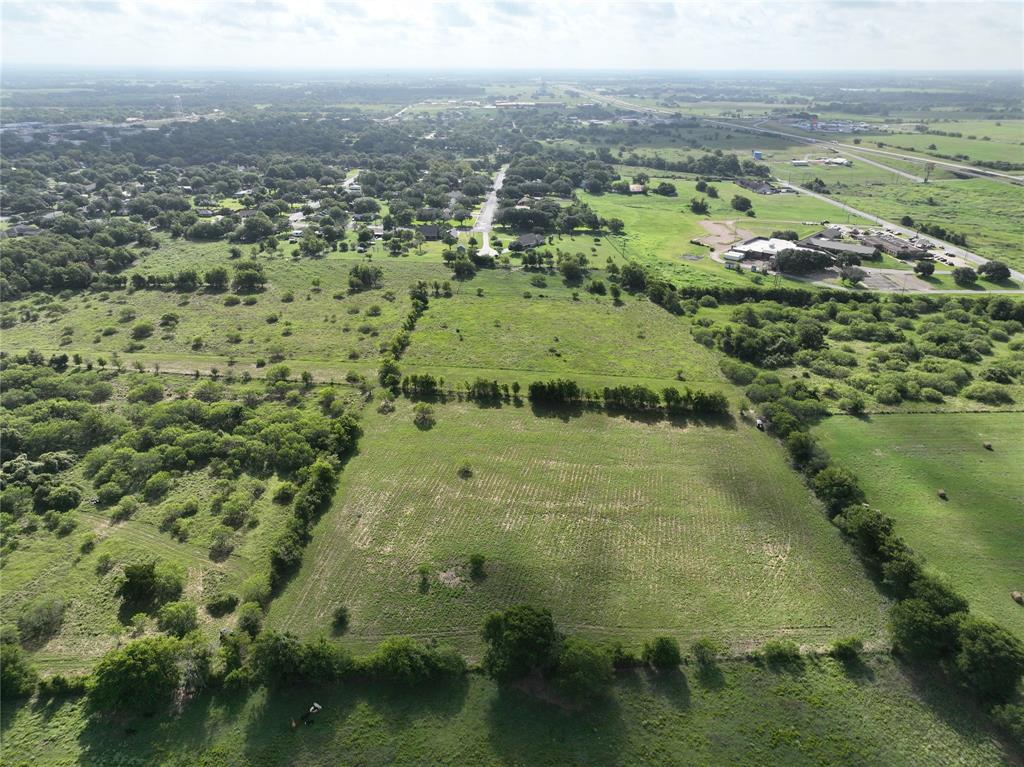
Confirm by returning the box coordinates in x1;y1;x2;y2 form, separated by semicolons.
697;220;755;253
438;569;463;588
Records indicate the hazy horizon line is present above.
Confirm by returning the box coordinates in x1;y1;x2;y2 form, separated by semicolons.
3;65;1022;77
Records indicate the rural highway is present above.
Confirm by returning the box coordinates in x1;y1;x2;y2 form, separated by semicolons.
576;88;1022;186
776;180;1024;283
713;116;1023;186
837;151;923;183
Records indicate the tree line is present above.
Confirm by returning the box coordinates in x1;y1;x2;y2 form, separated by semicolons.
718;319;1024;743
528;378;729;416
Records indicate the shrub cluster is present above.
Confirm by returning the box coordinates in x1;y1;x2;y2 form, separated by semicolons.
703;295;1023;410
268;457;345;586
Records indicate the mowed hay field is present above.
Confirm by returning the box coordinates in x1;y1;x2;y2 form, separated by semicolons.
2;657;1012;767
403;267;728;389
816;413;1024;638
269;401;888;653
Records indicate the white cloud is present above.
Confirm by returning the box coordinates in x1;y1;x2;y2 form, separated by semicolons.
1;0;1020;70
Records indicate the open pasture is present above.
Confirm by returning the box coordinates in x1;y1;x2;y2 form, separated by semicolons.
0;237;444;373
841;129;1024;166
815;413;1024;638
269;401;888;654
403;267;727;387
1;655;1012;767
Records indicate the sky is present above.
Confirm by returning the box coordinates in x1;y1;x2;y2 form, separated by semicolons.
1;0;1022;72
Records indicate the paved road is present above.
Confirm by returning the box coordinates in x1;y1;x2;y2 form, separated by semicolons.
840;151;924;182
472;165;507;257
341;169;361;190
472;165;507;234
719;117;1023;186
578;89;1022;186
776;180;1024;284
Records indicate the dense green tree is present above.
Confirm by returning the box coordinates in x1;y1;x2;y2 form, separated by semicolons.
811;466;865;517
482;605;559;681
117;559;184;608
978;261;1011;281
642;636;681;668
889;598;961;658
236;602;264;638
731;195;752;212
953;616;1024;701
952;266;977;284
556;637;614;698
156;601;198;638
1;643;38;699
88;636;180;713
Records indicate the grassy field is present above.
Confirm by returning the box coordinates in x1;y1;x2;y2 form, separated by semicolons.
577;176;873;284
842;130;1024;166
907;120;1024;144
268;400;888;655
1;238;411;370
1;656;1014;767
770;157;928;186
0;374;320;673
815;413;1024;638
403;267;727;387
2;232;729;384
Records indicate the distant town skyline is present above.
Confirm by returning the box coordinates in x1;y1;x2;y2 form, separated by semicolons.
2;1;1022;72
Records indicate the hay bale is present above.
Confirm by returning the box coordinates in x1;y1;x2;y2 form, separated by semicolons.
1012;591;1023;606
937;489;948;500
983;442;993;451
